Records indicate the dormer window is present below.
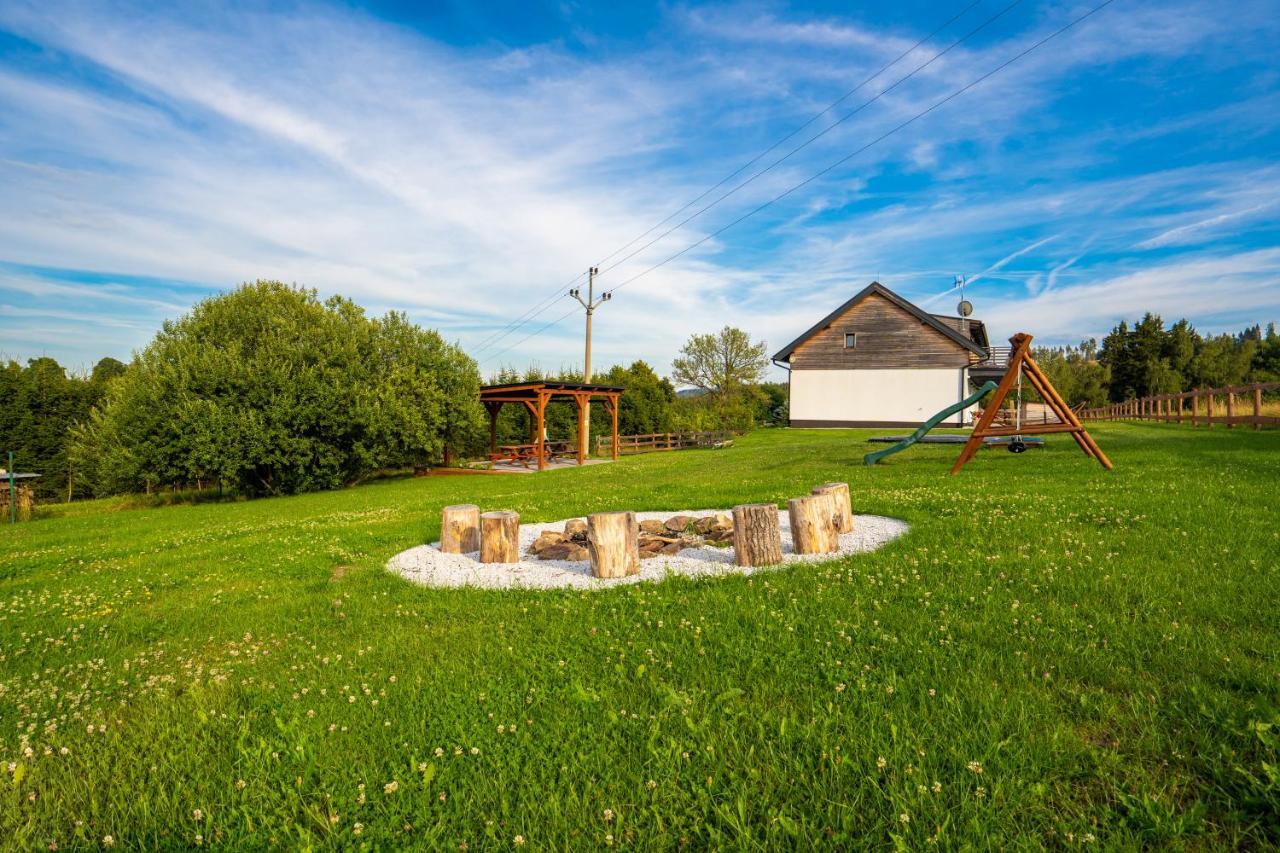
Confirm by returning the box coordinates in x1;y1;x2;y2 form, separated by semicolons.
844;333;857;349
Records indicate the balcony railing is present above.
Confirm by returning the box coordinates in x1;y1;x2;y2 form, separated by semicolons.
973;346;1011;369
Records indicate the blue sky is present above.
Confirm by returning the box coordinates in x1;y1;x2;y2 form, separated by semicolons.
1;0;1278;379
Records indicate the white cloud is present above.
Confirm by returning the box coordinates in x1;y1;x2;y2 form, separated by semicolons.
0;0;1275;375
979;248;1280;344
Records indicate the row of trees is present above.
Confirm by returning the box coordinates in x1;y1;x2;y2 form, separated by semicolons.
1034;317;1280;407
31;284;1274;502
2;288;785;501
0;356;126;499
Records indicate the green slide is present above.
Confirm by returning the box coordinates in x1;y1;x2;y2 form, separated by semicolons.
863;381;998;466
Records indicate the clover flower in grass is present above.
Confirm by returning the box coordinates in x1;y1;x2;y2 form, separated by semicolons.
899;813;910;825
876;756;887;770
967;761;983;775
603;809;614;822
353;823;363;836
192;809;204;822
513;835;525;846
102;837;115;848
384;781;399;794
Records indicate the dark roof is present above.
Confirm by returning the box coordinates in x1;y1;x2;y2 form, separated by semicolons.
772;281;988;362
479;381;624;399
929;314;990;349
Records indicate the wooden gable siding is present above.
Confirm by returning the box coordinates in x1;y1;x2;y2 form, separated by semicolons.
790;292;972;370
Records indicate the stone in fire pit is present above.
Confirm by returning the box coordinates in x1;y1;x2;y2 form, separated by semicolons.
526;513;736;561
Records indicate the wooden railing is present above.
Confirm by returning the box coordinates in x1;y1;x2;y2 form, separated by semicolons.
973;346;1013;369
594;430;734;455
1078;381;1280;428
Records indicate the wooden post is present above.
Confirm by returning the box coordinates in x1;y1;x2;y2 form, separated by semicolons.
480;511;520;563
1254;384;1263;431
587;511;639;578
788;494;838;555
1226;386;1235;428
1191;392;1198;427
812;482;853;534
440;504;481;553
610;394;619;461
486;402;500;455
1207;392;1215;428
575;393;588;466
536;391;548;471
732;504;783;566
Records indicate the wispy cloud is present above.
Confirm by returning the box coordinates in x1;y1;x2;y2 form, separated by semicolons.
0;0;1276;373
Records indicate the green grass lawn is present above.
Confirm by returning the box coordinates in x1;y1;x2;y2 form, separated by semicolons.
2;424;1278;849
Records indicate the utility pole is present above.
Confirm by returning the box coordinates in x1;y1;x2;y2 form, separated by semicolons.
569;267;611;382
570;267;612;455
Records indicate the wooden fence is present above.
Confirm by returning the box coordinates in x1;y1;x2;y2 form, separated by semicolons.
594;430;734;455
1078;381;1280;429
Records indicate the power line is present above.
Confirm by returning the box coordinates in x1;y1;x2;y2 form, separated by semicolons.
588;0;985;273
470;1;985;357
593;0;1027;283
605;0;1118;298
470;269;586;356
479;305;580;366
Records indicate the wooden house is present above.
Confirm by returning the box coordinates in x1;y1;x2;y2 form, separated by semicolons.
772;282;996;427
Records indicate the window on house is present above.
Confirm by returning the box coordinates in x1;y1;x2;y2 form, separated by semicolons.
844;333;857;349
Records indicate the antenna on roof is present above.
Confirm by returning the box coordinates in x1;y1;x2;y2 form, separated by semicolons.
955;274;973;318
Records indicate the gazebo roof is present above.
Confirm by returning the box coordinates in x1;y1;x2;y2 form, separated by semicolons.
479;381;624;400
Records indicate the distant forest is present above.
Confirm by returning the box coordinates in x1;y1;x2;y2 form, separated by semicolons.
1033;315;1280;408
1;356;126;501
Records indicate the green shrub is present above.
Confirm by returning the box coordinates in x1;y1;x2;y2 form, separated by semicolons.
72;281;484;496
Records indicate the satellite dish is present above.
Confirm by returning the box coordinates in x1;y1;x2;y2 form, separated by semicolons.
957;299;973;318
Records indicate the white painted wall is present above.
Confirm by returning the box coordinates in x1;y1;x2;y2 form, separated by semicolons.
790;368;972;425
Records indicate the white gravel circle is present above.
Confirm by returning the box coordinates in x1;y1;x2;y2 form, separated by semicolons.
388;509;909;591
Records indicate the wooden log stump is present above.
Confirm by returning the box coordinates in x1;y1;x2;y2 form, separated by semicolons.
587;511;639;578
480;510;520;563
732;504;783;567
440;504;480;553
811;482;853;534
788;494;838;555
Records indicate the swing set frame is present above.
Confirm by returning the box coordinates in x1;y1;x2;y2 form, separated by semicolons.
951;332;1113;474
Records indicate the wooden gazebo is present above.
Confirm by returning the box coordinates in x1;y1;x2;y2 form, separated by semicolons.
479;381;624;471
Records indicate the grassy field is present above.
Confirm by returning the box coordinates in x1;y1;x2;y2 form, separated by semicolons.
2;424;1278;849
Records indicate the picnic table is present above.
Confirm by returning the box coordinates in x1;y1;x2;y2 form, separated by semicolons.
487;441;571;468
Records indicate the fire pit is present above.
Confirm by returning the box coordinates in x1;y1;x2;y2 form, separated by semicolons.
387;509;908;591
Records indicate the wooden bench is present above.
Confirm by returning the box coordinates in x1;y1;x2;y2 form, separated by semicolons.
488;442;569;468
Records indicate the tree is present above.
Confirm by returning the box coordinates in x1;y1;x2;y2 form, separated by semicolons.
71;281;484;497
0;356;112;500
1099;320;1134;401
593;361;676;436
1191;334;1254;388
670;327;771;432
671;327;769;396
